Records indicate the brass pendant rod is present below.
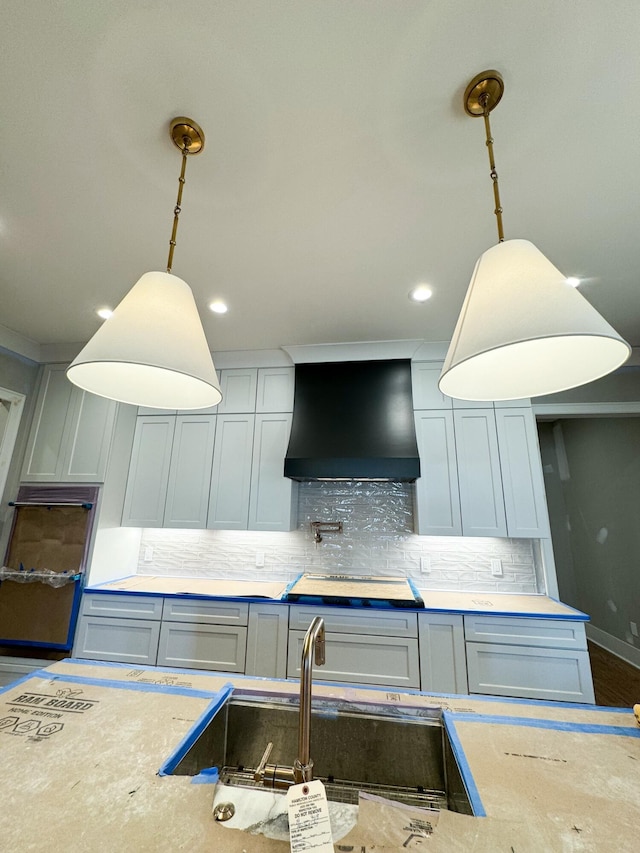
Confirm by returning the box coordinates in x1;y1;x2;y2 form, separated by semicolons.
166;141;190;274
481;103;505;243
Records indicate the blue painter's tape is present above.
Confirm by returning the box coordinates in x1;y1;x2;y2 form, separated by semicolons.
280;575;302;600
191;766;219;785
442;712;486;817
447;711;640;737
158;682;234;776
0;669;53;695
42;671;219;700
406;578;424;607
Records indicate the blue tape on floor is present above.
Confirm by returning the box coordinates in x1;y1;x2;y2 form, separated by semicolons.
158;682;234;776
448;712;640;737
442;712;486;817
0;670;52;694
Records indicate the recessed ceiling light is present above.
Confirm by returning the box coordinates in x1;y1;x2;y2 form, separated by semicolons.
209;300;228;314
566;277;581;288
96;308;113;320
409;285;433;303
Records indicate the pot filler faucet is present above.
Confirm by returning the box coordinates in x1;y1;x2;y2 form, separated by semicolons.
254;616;326;788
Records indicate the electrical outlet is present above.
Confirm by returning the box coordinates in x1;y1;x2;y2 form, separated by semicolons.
490;558;503;577
631;621;639;637
256;551;265;568
144;547;153;562
420;556;430;574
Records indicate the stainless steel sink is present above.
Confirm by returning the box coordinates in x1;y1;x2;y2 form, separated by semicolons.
171;694;473;814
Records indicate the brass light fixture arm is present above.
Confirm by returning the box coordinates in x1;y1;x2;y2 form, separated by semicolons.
166;117;206;275
464;71;506;244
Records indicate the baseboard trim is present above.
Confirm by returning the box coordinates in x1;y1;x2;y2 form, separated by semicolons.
586;624;640;670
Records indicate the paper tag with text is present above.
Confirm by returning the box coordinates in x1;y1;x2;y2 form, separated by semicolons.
286;778;334;853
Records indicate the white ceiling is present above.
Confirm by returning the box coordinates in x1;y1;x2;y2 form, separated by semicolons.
1;1;639;357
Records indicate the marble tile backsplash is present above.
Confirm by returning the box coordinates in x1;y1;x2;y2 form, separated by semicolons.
137;481;542;593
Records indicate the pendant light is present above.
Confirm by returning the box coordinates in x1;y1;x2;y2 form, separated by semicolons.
67;118;222;410
439;71;630;402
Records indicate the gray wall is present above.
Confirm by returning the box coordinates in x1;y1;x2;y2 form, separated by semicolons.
538;418;640;657
0;347;40;553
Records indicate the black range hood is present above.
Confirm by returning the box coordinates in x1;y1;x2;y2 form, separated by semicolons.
284;359;420;482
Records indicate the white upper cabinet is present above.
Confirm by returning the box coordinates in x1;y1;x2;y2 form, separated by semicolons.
454;409;508;537
216;369;258;414
411;363;452;409
413;411;462;536
248;413;297;531
495;407;550;537
256;367;294;412
22;364;116;483
164;415;216;528
122;416;176;527
207;414;255;530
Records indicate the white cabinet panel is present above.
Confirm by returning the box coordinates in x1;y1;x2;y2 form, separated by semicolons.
162;598;248;625
22;364;116;482
418;612;467;694
207;414;255;529
413;411;462;536
217;369;258;413
256;367;294;412
495;407;550;537
164;415;216;528
246;603;289;678
122;416;175;527
411;363;452;409
466;642;595;703
288;606;417;637
79;594;164;621
73;615;160;665
157;622;247;672
454;409;507;537
287;630;420;688
464;615;588;650
248;413;296;531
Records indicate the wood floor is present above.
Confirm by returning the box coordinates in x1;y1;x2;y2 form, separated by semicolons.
588;640;640;708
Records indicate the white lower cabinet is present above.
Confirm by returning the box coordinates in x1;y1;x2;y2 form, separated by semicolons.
287;606;420;689
74;594;162;665
464;615;595;703
157;623;247;672
418;612;467;694
245;603;289;678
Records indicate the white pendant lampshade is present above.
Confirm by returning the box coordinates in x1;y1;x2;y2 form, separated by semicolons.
67;271;222;410
439;239;631;401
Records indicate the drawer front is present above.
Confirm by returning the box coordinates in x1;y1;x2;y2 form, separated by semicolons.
463;615;588;650
157;622;247;672
466;642;595;703
287;630;420;688
162;598;249;626
288;605;418;638
73;616;160;665
80;593;164;621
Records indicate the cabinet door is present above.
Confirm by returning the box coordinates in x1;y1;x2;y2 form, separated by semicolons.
411;363;452;409
248;413;296;531
61;388;117;481
454;409;507;537
164;415;216;528
73;615;160;665
413;411;462;536
122;416;175;527
207;414;255;529
287;630;420;688
418;613;467;694
157;622;247;672
495;407;550;537
256;367;294;412
466;642;595;703
22;364;75;481
246;603;289;678
216;369;258;413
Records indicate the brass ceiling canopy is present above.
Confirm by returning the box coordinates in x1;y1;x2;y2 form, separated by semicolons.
464;70;504;116
169;116;205;154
